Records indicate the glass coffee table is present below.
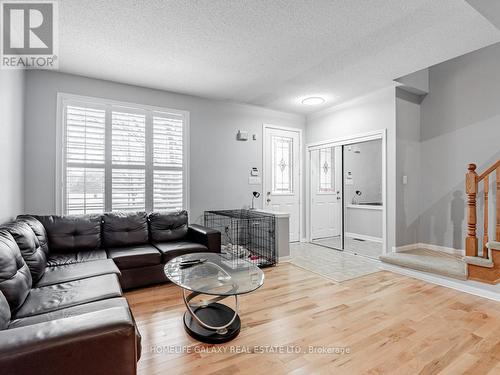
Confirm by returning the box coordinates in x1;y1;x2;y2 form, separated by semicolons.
164;252;265;343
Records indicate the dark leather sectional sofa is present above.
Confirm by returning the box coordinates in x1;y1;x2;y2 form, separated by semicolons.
0;210;220;375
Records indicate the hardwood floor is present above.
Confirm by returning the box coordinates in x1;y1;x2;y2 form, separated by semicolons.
126;263;500;375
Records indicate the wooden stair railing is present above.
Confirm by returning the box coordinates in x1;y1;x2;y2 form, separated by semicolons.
465;161;500;284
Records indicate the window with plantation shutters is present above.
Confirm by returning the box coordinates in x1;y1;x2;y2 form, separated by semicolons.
152;113;184;210
59;94;188;215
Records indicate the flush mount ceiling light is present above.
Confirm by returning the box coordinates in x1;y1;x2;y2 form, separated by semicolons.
301;96;326;106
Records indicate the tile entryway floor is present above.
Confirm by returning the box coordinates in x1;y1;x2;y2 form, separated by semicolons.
289;242;381;282
313;236;383;259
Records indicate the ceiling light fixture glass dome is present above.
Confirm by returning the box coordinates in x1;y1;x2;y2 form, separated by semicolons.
301;96;326;105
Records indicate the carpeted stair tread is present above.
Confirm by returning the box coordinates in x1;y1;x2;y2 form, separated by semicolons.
380;248;467;280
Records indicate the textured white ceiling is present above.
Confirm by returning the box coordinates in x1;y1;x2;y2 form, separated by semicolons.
58;0;500;114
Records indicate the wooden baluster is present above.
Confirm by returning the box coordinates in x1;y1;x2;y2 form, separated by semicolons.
497;166;500;242
466;164;478;257
483;175;489;258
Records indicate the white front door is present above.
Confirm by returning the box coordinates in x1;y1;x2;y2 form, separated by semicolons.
310;146;342;239
263;126;301;242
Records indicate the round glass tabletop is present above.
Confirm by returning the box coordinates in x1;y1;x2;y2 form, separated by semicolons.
164;252;265;296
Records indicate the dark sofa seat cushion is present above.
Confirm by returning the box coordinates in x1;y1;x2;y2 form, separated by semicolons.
8;296;143;360
36;259;121;287
34;214;102;253
4;221;47;283
107;245;161;269
13;273;122;319
0;230;32;313
153;241;208;263
46;250;107;267
103;211;148;248
149;210;188;242
9;297;129;329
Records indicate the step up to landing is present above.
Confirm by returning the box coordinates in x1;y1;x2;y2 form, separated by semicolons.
466;241;500;284
380;248;467;280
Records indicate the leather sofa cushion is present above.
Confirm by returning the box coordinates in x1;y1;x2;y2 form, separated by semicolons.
103;212;148;248
153;241;208;263
0;291;10;330
36;259;120;287
0;230;32;313
8;297;142;360
16;215;49;255
9;297;129;329
107;245;161;269
35;214;101;252
13;273;122;319
4;221;47;283
149;210;188;242
46;250;107;267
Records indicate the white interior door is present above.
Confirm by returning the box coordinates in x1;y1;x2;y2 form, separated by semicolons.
264;126;301;242
311;146;342;239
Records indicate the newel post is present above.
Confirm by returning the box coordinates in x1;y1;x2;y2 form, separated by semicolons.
466;163;478;257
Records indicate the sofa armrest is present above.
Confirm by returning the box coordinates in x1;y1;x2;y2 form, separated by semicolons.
0;307;137;375
188;224;221;252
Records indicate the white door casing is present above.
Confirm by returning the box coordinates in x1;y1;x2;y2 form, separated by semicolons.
310;146;341;239
263;125;301;242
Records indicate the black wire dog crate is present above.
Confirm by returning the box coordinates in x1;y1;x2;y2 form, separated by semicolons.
204;209;277;267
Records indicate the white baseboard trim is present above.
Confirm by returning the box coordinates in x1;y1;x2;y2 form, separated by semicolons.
392;243;465;257
345;232;383;243
279;255;292;263
380;262;500;302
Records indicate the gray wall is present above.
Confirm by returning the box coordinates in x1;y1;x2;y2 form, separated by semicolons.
395;90;421;246
0;70;25;223
306;87;396;251
23;71;305;224
418;42;500;250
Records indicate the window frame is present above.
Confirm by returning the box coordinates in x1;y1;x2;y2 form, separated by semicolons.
56;92;190;215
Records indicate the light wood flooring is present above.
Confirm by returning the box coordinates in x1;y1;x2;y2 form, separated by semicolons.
126;263;500;375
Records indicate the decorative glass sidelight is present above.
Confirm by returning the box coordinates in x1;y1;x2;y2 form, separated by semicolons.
319;147;335;192
271;135;293;194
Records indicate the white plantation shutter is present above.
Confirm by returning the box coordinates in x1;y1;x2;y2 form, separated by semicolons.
65;105;106;214
153;114;183;167
152;113;184;211
112;111;146;165
154;170;183;210
111;110;147;211
112;169;146;211
61;97;187;214
66;106;105;164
